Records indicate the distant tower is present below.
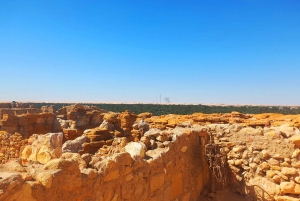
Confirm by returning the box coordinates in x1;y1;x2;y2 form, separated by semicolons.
160;94;161;104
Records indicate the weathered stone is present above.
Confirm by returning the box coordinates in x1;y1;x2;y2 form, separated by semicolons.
232;146;244;153
35;170;56;188
171;172;183;200
291;135;300;147
280;182;295;194
125;173;133;181
234;159;243;166
123;142;146;159
248;177;279;199
81;168;98;179
0;172;24;199
259;162;270;171
281;167;297;175
242;150;248;159
294;176;300;184
156;134;169;142
281;161;292;167
61;152;87;169
268;158;280;166
292;149;300;158
144;128;161;137
261;150;269;159
103;170;120;181
275;196;299;201
266;170;277;178
150;173;164;193
22;132;63;164
62;135;88;153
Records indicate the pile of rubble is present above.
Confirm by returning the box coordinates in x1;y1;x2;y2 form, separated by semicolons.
0;131;27;164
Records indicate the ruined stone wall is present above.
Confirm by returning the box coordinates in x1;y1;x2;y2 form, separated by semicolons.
0;129;209;201
0;108;42;118
0;113;60;138
192;123;300;201
3;111;300;201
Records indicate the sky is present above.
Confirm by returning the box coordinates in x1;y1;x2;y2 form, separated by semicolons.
0;0;299;105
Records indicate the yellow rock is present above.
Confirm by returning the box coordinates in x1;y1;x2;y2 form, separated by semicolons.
291;135;300;147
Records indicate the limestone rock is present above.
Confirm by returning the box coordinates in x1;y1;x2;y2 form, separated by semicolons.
292;149;300;159
0;172;24;200
275;196;299;201
35;169;57;188
278;124;295;138
156;133;169;142
21;132;63;164
144;128;161;137
281;167;297;175
280;182;296;194
248;177;279;199
62;135;89;153
123;142;146;159
291;135;300;147
119;110;137;131
81;168;98;179
140;136;150;148
61;152;87;169
268;158;280;166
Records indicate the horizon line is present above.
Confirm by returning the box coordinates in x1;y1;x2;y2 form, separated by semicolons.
0;101;299;107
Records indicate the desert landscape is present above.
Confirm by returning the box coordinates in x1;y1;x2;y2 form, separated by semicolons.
2;1;299;200
1;102;300;201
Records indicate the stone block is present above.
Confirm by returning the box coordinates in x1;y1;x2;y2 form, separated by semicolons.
281;167;297;175
280;182;295;194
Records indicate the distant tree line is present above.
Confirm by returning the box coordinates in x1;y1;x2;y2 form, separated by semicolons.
30;103;300;116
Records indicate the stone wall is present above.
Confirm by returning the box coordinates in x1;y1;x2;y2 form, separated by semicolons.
0;108;42;119
2;111;300;200
0;128;209;201
0;113;60;138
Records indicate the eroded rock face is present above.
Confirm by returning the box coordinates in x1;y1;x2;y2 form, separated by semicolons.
21;133;63;164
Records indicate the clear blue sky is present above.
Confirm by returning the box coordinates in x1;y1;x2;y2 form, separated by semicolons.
0;1;299;105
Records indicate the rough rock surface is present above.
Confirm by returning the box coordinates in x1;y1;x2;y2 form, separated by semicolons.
2;109;300;200
21;133;63;164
